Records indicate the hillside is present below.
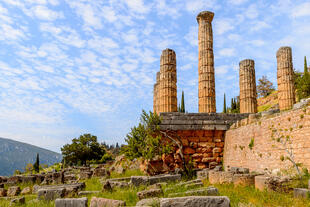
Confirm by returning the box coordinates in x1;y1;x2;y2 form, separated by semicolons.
257;90;279;112
0;137;62;176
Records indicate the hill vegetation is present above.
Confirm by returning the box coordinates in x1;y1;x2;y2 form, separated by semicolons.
0;137;62;176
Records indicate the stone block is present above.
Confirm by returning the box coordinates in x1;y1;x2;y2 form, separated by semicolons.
55;197;88;207
131;176;149;186
136;198;160;207
37;188;66;201
137;189;163;200
209;171;233;184
184;147;195;154
10;196;25;205
90;197;126;207
197;169;210;180
185;187;219;196
21;186;32;195
230;167;249;174
149;174;181;185
293;188;310;198
160;196;230;207
0;188;7;197
255;176;269;191
80;171;92;180
78;191;100;196
233;174;255;186
7;186;21;197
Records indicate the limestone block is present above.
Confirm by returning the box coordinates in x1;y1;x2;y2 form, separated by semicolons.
149;174;181;185
230;167;249;174
233;174;255;186
7;186;21;197
78;191;100;196
137;189;163;200
136;198;160;207
37;188;66;201
160;196;230;207
21;187;32;195
254;176;269;191
208;171;233;184
131;176;149;187
55;197;88;207
197;169;210;179
0;188;7;197
10;196;25;205
90;197;126;207
293;188;310;198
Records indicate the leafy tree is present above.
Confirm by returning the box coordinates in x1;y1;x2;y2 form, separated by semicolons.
61;134;106;166
223;93;227;113
296;56;310;100
33;153;40;173
122;110;169;160
257;76;275;97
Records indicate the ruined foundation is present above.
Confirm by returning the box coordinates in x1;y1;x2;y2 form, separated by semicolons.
197;11;216;113
277;47;295;111
239;59;257;113
158;49;177;113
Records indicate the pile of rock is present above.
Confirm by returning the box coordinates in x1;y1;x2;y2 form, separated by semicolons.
255;175;291;192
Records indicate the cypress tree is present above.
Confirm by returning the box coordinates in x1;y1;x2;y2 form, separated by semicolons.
304;56;308;74
223;93;227;113
33;153;40;173
181;91;185;113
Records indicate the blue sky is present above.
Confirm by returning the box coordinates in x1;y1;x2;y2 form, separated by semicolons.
0;0;309;152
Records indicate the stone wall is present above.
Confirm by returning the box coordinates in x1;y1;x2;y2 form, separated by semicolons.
224;106;310;173
159;113;249;171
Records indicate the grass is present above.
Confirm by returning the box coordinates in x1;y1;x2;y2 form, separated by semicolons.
2;170;310;207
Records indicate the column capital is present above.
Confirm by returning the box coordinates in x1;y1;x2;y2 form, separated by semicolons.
197;11;214;23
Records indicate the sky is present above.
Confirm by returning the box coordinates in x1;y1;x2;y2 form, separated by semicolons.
0;0;310;153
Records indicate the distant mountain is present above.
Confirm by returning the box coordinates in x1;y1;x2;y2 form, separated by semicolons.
0;137;62;176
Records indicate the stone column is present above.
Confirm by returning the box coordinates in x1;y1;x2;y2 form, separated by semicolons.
197;11;216;113
158;49;177;113
153;72;160;114
239;59;257;113
277;47;295;111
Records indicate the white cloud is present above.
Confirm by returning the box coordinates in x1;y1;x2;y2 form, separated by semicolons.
218;48;236;57
185;26;198;46
291;2;310;18
185;0;217;13
124;0;150;14
245;4;259;19
214;19;234;35
227;0;248;5
250;21;270;32
32;5;63;21
215;65;229;75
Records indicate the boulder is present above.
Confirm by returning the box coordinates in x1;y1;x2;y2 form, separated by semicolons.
160;196;230;207
21;186;32;195
135;198;160;207
55;197;88;207
10;196;25;205
93;167;109;177
7;186;21;197
293;188;310;198
37;188;66;201
293;98;310;109
0;188;7;197
90;197;126;207
137;189;163;200
80;171;93;180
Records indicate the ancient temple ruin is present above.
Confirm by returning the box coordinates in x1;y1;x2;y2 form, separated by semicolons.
277;46;296;111
239;59;258;113
151;10;298;171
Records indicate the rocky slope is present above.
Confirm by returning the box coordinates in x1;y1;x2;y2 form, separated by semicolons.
0;137;62;176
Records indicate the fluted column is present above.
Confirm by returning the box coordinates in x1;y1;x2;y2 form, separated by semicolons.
158;49;177;113
197;11;216;113
239;59;257;113
277;47;295;111
153;72;160;114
